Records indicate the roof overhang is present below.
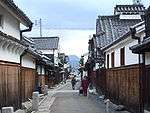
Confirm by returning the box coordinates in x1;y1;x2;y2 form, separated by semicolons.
130;37;150;54
25;48;42;59
0;0;32;27
102;31;131;51
0;31;26;54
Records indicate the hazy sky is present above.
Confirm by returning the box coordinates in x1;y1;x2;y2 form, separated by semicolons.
14;0;150;56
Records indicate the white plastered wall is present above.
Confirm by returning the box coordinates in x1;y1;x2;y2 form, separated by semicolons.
0;47;20;63
37;65;41;74
105;36;139;68
40;50;54;54
41;66;45;75
125;40;139;65
22;54;36;69
0;5;20;39
145;52;150;65
40;49;59;65
36;65;45;75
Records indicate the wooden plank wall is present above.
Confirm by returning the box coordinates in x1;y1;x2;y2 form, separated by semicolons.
96;68;106;94
38;75;45;87
106;65;141;113
144;65;150;110
21;67;36;102
87;69;96;85
45;76;55;88
0;62;20;110
95;65;142;112
38;75;45;93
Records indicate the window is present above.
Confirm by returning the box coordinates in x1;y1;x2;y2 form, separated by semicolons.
111;52;115;68
107;54;109;68
120;47;125;66
0;15;3;26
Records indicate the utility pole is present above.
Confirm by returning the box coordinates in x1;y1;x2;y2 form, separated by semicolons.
35;18;42;37
40;18;42;37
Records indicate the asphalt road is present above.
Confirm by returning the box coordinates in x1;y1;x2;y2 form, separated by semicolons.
49;80;106;113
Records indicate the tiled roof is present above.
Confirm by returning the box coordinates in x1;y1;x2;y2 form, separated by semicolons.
0;0;32;27
95;4;146;48
31;37;59;50
96;15;142;48
114;5;145;15
21;37;54;66
22;36;35;47
145;6;150;38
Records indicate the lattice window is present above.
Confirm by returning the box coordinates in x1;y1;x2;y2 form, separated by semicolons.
120;47;125;66
0;15;3;26
107;54;109;68
111;52;115;67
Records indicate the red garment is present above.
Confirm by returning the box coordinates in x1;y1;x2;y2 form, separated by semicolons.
81;79;89;96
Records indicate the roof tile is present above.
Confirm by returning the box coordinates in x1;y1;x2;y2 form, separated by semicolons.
31;37;59;50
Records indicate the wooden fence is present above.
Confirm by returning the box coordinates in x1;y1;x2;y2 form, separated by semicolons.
21;67;36;102
95;64;142;113
96;68;106;95
0;61;37;110
0;62;20;110
144;65;150;110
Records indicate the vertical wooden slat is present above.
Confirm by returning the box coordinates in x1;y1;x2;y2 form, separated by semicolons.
99;64;141;113
21;67;36;102
0;63;20;110
144;65;150;110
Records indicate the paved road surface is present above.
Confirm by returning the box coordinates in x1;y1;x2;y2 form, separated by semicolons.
49;80;106;113
37;80;129;113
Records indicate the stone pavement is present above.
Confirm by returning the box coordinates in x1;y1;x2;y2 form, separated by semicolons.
36;80;130;113
36;82;70;113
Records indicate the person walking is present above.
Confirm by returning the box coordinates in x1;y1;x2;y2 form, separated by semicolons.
81;76;89;96
71;76;76;90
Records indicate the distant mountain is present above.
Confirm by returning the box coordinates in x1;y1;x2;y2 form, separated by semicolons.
68;55;80;74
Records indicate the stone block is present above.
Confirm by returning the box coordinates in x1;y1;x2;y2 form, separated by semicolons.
2;107;14;113
32;92;39;111
44;85;48;95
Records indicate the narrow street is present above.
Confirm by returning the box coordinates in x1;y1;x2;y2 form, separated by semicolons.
1;0;150;113
49;82;105;113
38;80;105;113
37;80;129;113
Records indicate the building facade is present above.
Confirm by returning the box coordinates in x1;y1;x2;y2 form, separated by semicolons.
31;37;62;87
88;3;147;113
130;6;150;111
0;0;32;109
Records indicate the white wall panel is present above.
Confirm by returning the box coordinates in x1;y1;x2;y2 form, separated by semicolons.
22;54;36;69
105;37;139;68
145;52;150;65
0;5;20;39
0;48;20;63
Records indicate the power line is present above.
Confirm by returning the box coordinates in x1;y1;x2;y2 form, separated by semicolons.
32;27;95;30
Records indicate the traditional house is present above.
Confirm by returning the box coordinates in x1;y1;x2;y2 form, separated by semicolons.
0;0;32;109
31;37;59;65
21;36;42;100
88;3;147;113
86;36;98;86
130;6;150;111
58;53;70;83
31;37;61;86
22;36;55;91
